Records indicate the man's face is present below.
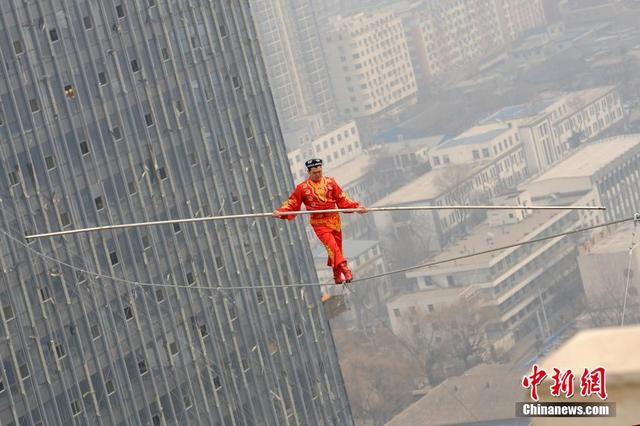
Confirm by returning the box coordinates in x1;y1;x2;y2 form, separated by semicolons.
308;166;323;181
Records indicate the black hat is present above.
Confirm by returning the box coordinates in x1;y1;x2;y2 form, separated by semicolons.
305;158;323;169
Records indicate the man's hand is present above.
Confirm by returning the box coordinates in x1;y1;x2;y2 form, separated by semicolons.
356;206;369;214
272;210;284;218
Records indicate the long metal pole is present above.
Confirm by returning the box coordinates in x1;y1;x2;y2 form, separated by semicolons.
25;204;606;240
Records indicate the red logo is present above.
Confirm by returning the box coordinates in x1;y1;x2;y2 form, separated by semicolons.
522;365;608;401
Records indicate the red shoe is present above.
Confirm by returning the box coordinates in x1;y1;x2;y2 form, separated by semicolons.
333;267;345;285
340;263;353;283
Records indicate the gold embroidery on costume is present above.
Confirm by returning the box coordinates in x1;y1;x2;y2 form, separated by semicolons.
307;177;328;202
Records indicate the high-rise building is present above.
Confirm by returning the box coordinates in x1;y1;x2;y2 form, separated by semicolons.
250;0;337;132
0;2;351;425
323;11;418;120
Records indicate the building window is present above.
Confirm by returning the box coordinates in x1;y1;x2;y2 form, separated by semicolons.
393;308;401;317
91;324;101;339
128;181;136;195
39;287;51;302
98;72;108;85
80;141;90;155
138;359;148;375
433;156;440;166
13;40;23;55
427;304;434;312
144;113;153;126
111;126;122;140
115;4;125;18
29;98;40;113
105;379;115;395
94;196;104;210
0;376;4;393
45;156;55;170
83;16;93;30
482;148;490;157
199;324;208;337
131;59;140;72
71;400;82;416
158;167;167;180
168;342;179;356
2;302;14;321
472;150;480;160
161;47;170;61
443;155;450;164
156;289;165;303
60;212;70;227
19;362;29;379
54;343;66;359
109;251;118;266
124;306;133;320
49;29;59;42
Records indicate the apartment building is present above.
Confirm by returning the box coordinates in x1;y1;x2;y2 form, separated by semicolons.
286;121;362;181
484;86;624;174
323;11;418;119
396;0;545;81
374;136;528;252
429;124;521;168
250;0;338;130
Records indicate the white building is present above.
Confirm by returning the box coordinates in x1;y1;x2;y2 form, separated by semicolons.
286;121;362;181
386;287;466;338
373;143;528;251
484;86;624;174
526;135;640;222
405;195;600;353
429;124;521;168
578;222;640;326
323;11;418;119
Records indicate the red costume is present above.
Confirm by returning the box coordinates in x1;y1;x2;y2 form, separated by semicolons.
277;176;361;282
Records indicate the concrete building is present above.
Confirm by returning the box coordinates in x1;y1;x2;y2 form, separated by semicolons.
323;11;418;119
429;124;521;168
405;197;599;353
373;142;528;252
286;121;362;181
484;86;624;174
313;240;390;330
578;222;640;326
250;0;337;131
526;135;640;222
394;0;545;83
387;364;529;426
537;326;640;425
386;287;466;337
0;2;351;425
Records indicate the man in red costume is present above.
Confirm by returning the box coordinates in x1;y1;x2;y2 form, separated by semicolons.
273;158;368;284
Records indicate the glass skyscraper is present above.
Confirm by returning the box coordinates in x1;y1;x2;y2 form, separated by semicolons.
0;1;351;425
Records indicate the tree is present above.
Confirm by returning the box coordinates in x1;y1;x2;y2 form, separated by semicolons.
333;329;418;425
396;297;495;385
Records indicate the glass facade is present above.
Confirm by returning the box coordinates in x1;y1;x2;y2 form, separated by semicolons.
0;1;351;424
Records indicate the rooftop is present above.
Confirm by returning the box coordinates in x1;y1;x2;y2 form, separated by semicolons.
408;209;569;275
533;135;640;181
373;163;487;206
377;135;445;155
312;239;378;260
540;325;640;386
585;222;637;254
386;364;527;426
437;126;510;150
387;287;465;308
482;98;557;123
327;153;373;187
